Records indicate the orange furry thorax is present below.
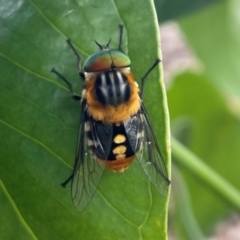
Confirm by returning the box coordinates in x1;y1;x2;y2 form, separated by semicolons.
84;71;141;123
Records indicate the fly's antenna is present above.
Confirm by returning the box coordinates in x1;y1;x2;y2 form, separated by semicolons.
94;40;103;49
95;39;111;49
106;39;111;48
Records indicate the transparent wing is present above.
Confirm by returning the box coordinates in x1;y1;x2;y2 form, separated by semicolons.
71;104;105;212
137;105;170;196
123;114;143;153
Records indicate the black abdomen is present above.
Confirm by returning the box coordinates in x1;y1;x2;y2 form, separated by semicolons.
85;114;142;162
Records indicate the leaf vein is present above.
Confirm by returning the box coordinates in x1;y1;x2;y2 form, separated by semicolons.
0;52;69;92
0;179;38;240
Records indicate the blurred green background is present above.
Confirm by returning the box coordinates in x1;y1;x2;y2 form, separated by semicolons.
156;0;240;239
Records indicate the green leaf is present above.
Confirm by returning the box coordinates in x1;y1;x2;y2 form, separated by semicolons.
179;0;240;98
0;0;170;239
154;0;224;23
168;72;240;237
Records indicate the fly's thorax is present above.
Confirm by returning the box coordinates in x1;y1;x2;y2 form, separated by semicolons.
94;70;131;106
83;69;141;123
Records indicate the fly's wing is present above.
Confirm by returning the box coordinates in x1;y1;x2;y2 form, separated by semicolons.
91;120;113;160
71;103;106;212
123;114;143;153
137;105;170;196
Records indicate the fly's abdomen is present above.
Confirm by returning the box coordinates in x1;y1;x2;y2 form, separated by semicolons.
95;71;131;106
107;124;135;160
85;117;142;172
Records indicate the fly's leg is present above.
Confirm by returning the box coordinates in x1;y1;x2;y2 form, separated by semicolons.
61;173;73;187
140;58;161;99
67;39;85;80
118;24;124;52
50;67;80;186
51;68;81;101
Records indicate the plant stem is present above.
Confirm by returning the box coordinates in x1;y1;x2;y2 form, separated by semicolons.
171;137;240;210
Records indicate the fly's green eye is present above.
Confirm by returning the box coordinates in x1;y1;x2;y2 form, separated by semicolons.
84;50;131;72
109;49;131;69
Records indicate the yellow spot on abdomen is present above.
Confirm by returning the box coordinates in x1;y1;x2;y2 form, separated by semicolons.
113;145;126;154
113;134;126;144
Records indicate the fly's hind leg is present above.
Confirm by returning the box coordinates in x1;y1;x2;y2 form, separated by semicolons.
61;173;73;187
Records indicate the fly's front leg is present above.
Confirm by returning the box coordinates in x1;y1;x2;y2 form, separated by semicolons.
118;24;124;52
51;68;81;101
140;58;161;99
67;39;85;81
